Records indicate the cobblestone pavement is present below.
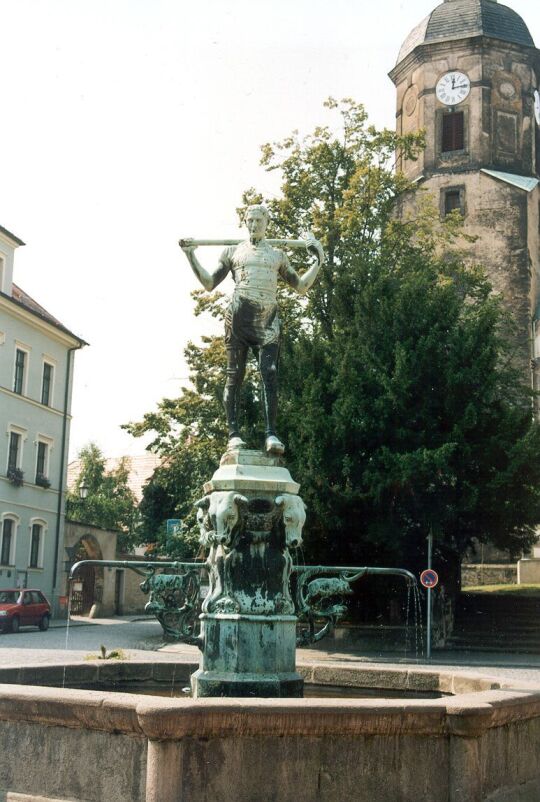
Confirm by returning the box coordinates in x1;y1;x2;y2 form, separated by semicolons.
1;616;540;686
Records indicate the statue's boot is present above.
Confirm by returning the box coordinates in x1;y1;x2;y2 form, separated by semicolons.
228;434;247;450
265;434;285;455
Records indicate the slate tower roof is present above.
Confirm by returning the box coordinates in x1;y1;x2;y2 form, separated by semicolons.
397;0;535;64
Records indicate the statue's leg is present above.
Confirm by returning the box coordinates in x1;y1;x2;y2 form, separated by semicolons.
224;344;248;442
259;343;284;454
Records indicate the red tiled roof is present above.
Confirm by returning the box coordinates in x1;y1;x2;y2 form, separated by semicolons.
11;284;64;327
67;454;162;503
6;283;87;345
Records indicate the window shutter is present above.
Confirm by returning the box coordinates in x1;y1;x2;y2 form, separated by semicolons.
442;112;464;153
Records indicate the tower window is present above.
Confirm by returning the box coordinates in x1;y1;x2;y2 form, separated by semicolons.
442;112;464;153
440;186;466;219
445;190;462;216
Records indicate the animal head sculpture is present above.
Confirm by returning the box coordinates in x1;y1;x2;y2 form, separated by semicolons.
194;495;214;547
206;491;249;546
275;494;307;548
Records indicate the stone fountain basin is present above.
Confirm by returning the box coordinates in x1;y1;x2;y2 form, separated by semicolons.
0;660;539;802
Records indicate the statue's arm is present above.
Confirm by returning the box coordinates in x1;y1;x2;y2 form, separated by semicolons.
280;237;325;296
179;241;231;291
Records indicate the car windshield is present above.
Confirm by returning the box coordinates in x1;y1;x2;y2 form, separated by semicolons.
0;591;19;604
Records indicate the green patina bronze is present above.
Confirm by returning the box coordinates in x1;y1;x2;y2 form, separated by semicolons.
69;559;415;646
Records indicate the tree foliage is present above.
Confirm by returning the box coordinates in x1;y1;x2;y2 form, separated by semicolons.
66;443;139;551
125;98;540;576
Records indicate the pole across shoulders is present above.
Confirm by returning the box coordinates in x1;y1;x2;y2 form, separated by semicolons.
178;238;308;249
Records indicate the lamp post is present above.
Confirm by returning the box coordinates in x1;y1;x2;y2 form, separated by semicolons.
78;482;89;500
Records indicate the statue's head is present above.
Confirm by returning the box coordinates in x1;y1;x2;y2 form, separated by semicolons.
245;204;269;243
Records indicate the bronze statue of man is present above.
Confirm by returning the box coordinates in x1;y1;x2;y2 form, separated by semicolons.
180;204;324;455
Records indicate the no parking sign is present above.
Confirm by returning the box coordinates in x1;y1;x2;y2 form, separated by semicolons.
420;569;439;589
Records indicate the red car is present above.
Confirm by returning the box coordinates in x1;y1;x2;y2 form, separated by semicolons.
0;589;51;633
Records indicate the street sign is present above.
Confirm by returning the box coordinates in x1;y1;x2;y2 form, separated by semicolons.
166;519;182;536
420;569;439;589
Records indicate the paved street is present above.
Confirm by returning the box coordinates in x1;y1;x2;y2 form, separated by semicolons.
0;616;184;666
1;615;540;687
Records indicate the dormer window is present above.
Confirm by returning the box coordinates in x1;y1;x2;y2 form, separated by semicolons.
442;111;464;153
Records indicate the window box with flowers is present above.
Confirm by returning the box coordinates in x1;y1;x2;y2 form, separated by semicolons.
35;472;51;489
7;467;24;487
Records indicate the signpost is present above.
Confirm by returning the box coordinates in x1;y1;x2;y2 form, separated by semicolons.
166;519;182;537
421;528;439;660
420;569;439;589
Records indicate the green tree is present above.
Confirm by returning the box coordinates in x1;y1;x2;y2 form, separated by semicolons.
66;443;139;551
126;99;540;587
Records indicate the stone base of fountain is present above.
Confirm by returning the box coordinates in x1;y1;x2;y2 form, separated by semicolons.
2;659;540;802
192;668;303;698
192;613;302;697
192;447;305;698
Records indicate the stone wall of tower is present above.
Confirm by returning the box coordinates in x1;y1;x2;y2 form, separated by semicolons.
391;36;540;384
398;175;537;380
393;39;539;180
530;187;540;393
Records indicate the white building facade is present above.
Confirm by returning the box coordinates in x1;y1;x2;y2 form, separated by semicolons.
0;224;85;614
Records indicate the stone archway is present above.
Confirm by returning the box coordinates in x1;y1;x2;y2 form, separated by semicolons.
70;533;104;615
64;521;118;617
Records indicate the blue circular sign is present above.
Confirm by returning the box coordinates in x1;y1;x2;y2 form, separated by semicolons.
420;569;439;589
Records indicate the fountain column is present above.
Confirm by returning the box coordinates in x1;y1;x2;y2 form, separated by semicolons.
191;447;305;698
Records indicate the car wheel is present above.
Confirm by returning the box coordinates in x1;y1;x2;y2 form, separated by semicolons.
39;614;50;632
11;616;20;634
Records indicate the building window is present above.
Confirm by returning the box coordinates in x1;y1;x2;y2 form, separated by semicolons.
442;111;464;153
13;348;26;394
8;432;21;473
29;523;42;568
35;441;49;485
1;519;14;566
0;257;4;293
41;362;54;406
442;187;466;218
445;191;461;215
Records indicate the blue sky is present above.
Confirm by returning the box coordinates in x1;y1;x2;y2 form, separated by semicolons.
1;0;538;459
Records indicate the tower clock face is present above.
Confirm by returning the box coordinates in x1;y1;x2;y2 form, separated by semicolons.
436;72;471;106
534;90;540;126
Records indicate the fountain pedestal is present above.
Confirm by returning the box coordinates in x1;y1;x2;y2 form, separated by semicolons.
191;448;305;698
192;614;302;697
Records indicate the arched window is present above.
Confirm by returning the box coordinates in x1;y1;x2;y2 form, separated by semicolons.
29;519;47;569
0;515;19;566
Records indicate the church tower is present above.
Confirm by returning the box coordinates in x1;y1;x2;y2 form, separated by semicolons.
389;0;540;384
